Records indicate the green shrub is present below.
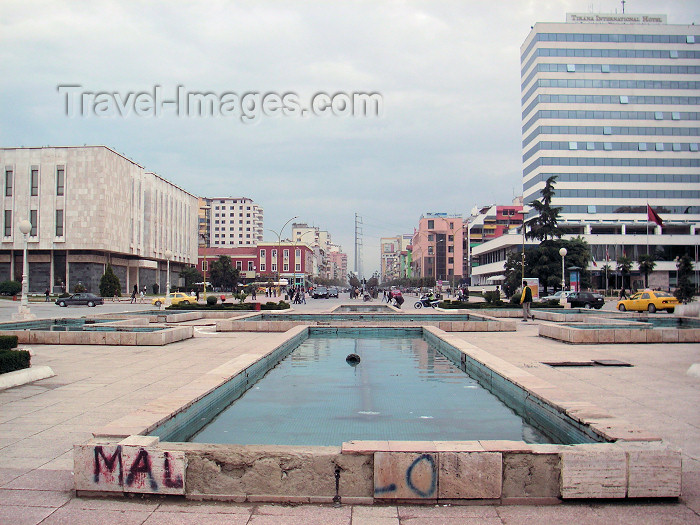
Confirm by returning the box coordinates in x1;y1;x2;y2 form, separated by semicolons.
73;283;87;293
206;295;218;306
483;290;501;304
0;280;22;296
261;301;290;310
152;283;159;295
0;335;18;350
99;264;121;298
0;349;30;374
58;293;70;298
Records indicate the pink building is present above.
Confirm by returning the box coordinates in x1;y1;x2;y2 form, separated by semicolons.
198;242;313;286
328;251;348;281
411;214;465;285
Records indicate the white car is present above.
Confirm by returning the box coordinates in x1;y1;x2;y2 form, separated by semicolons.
540;290;574;302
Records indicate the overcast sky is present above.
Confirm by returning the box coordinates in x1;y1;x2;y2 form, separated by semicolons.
1;1;698;274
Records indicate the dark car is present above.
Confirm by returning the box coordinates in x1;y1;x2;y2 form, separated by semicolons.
312;286;328;299
55;292;104;307
566;291;604;309
327;287;339;298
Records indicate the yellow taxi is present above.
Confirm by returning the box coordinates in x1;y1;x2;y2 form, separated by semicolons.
151;292;198;307
617;290;679;313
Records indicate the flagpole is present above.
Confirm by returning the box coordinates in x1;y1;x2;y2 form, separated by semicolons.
646;203;650;256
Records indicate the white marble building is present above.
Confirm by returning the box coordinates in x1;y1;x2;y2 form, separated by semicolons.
0;146;198;294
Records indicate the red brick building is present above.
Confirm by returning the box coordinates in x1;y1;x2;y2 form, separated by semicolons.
198;242;313;286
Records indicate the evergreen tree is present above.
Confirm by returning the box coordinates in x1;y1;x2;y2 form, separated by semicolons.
616;256;632;290
525;175;563;242
99;264;121;297
179;266;203;288
636;253;656;288
675;254;695;304
503;251;523;298
209;256;240;291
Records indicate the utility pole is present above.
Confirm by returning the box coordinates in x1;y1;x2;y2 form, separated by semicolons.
354;213;364;279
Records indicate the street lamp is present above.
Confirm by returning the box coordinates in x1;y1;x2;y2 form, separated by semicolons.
164;250;173;308
267;216;298;285
13;219;35;321
559;247;567;301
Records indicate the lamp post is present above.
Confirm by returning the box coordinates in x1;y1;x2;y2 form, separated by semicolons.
14;219;35;320
164;250;173;308
267;216;298;285
559;247;567;304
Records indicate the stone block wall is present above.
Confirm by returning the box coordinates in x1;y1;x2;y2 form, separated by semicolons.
28;262;51;292
69;262;104;294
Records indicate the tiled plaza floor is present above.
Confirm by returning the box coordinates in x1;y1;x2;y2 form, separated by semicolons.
0;298;698;524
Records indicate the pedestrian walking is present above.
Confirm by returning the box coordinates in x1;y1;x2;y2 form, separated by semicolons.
520;280;533;322
45;288;50;302
131;284;137;304
619;287;628;300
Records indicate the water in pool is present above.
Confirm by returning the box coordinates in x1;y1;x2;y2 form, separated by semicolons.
189;331;552;446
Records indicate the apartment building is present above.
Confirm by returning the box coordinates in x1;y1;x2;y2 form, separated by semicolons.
201;197;263;247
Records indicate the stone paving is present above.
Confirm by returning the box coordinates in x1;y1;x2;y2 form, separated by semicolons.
0;295;699;523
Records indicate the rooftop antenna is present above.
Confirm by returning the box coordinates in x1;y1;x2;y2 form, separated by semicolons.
621;0;626;14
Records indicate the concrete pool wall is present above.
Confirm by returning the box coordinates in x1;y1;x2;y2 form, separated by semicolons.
215;312;516;332
539;317;700;343
74;325;681;503
0;317;194;345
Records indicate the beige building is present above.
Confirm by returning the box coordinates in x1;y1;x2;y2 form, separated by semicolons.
0;146;198;294
200;197;264;248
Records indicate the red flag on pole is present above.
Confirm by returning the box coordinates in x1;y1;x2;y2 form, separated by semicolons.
647;204;663;227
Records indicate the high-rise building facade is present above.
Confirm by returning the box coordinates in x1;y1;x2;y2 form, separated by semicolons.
201;197;263;247
519;13;700;288
411;213;465;285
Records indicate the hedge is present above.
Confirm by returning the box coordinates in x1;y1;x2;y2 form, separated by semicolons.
438;300;563;310
166;301;291;311
0;349;30;374
0;335;19;350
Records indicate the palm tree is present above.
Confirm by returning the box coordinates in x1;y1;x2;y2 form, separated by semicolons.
617;255;632;291
637;254;656;288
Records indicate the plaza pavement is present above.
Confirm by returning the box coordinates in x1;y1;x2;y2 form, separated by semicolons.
0;294;698;524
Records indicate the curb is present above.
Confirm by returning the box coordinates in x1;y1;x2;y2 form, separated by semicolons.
0;365;55;391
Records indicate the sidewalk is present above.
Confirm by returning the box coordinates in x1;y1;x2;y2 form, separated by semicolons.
0;306;699;523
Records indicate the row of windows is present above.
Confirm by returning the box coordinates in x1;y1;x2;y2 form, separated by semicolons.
554;189;700;199
523;125;700;148
213;212;255;218
521;47;700;76
554;205;700;215
214;233;254;238
522;32;696;62
523;94;700;119
523;79;700;105
524;141;700;161
212;240;254;245
523;63;700;91
213;204;253;210
524;110;699;132
4;166;65;197
3;209;64;237
524;156;700;176
523;172;700;192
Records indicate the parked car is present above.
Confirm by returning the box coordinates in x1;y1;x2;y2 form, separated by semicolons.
151;292;198;307
540;291;574;302
327;287;339;298
617;290;679;313
566;291;605;309
312;286;328;299
55;293;104;307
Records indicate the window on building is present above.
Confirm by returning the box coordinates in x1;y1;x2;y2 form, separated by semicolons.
656;143;664;151
673;143;681;151
202;260;208;272
295;248;301;259
448;257;454;264
672;112;681;120
271;263;277;272
55;209;64;237
5;168;12;197
260;263;266;271
236;261;242;270
4;210;11;237
295;263;301;271
30;168;39;196
604;142;613;150
687;35;696;44
654;111;663;120
587;142;594;150
603;126;612;135
670;50;679;59
248;261;254;271
427;220;434;229
283;249;289;258
639;142;647;151
601;64;610;72
566;64;575;72
690;144;699;152
427;234;434;241
271;249;277;258
448;246;454;253
283;263;289;271
260;249;266;258
56;167;65;195
29;210;37;236
620;95;629;104
428;246;434;255
569;141;577;150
